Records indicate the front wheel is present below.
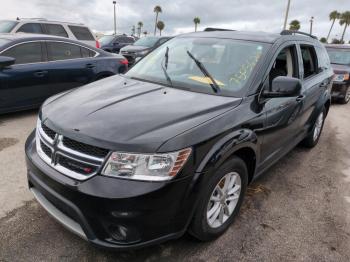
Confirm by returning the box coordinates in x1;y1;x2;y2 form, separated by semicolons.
301;107;326;148
189;157;248;241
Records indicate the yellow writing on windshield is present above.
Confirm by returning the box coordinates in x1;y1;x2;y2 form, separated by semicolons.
188;76;225;86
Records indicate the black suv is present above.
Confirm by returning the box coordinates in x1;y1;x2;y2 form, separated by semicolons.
325;44;350;104
99;34;135;53
25;30;332;250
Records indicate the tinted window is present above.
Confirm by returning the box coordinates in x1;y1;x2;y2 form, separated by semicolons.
81;47;96;58
134;37;160;47
68;26;94;41
327;48;350;65
47;42;82;61
0;20;18;33
126;37;134;43
44;24;68;38
300;45;318;78
17;23;43;34
99;35;114;45
2;42;42;64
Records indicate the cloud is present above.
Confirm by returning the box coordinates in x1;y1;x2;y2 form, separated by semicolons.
1;0;349;41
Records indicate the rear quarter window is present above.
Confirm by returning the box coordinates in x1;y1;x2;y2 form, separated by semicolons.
81;47;97;58
68;26;94;41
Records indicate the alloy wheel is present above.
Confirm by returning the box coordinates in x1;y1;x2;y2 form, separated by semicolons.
206;172;242;228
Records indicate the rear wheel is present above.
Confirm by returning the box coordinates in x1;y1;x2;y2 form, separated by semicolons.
340;86;350;104
301;107;326;148
189;157;248;241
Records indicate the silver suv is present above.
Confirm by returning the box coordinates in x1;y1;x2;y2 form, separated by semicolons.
0;18;98;48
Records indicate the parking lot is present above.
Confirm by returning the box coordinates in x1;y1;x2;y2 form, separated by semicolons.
0;103;349;262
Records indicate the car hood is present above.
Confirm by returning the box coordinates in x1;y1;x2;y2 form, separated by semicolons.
120;45;150;52
41;76;241;153
331;63;350;74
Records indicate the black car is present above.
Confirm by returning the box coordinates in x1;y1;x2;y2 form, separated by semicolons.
0;34;128;114
120;36;171;64
99;34;135;53
325;44;350;104
25;30;332;250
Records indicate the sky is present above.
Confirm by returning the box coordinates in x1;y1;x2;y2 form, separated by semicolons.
1;0;349;41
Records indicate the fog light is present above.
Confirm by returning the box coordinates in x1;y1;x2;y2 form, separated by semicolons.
109;225;127;241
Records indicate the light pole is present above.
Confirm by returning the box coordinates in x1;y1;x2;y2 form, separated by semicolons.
283;0;291;30
309;16;314;35
113;1;117;35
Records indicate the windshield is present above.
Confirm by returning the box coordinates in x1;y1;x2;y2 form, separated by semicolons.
99;35;114;46
134;37;159;47
0;20;18;33
126;37;268;96
327;48;350;65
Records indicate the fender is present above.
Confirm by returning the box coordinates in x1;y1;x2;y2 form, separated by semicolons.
195;128;258;173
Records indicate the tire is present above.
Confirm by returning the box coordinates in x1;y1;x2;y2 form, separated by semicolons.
301;107;326;148
339;86;350;104
189;156;248;241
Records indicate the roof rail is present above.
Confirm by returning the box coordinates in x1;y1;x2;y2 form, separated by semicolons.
280;30;317;39
204;27;235;32
17;17;48;21
16;17;84;25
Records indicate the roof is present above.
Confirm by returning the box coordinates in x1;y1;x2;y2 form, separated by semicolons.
8;18;85;26
179;30;319;44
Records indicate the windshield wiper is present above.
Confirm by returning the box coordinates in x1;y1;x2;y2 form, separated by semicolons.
186;50;220;93
161;46;173;88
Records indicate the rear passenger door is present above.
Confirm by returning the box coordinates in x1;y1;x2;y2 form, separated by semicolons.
42;23;69;38
0;41;52;110
296;43;332;134
45;41;98;95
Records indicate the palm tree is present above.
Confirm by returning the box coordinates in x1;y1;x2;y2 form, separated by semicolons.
193;17;201;32
131;25;136;36
153;5;162;36
340;11;350;43
143;31;148;37
137;21;143;38
320;37;327;43
327;11;340;41
289;20;300;31
157;21;165;36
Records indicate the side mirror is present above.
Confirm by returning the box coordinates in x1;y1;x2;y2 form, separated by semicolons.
263;76;302;98
0;56;15;69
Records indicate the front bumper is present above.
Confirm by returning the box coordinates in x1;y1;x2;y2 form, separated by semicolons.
25;131;198;250
331;82;349;98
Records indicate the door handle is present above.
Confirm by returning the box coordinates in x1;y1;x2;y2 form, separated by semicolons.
34;70;48;77
296;95;305;102
86;63;95;69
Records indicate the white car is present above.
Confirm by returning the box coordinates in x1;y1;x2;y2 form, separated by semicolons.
0;18;99;48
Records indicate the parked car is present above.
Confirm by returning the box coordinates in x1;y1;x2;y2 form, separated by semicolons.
26;30;332;250
325;44;350;104
0;18;99;48
99;34;135;53
0;34;128;114
120;36;172;64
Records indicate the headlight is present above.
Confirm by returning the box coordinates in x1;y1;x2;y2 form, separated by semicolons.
102;148;192;181
334;73;349;82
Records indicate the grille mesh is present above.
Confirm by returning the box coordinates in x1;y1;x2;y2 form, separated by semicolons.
58;155;96;175
62;137;109;158
41;123;56;140
40;141;52;158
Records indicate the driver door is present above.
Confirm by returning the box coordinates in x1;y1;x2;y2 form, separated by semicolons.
259;42;304;167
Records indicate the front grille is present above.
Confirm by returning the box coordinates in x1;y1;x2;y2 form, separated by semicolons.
58;155;97;175
40;141;52;158
62;137;109;158
36;120;109;180
41;123;56;140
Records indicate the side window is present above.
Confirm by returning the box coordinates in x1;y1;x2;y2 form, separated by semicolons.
300;45;318;78
44;24;68;38
2;42;43;64
81;47;96;58
68;26;94;41
127;37;134;43
17;23;43;34
315;46;331;70
47;42;82;61
269;45;298;87
114;37;122;44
